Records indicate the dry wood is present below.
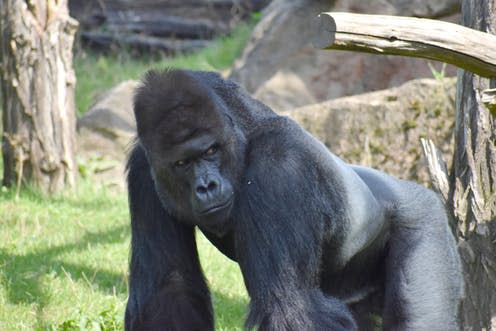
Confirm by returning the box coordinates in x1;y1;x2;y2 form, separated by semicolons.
419;138;449;203
452;2;496;328
0;0;78;193
482;88;496;116
107;16;217;39
313;12;496;78
408;1;496;328
81;32;211;54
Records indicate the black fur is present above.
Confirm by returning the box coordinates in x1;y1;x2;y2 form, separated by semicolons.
125;69;463;331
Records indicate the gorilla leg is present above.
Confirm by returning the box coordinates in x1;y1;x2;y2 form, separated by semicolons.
382;186;463;331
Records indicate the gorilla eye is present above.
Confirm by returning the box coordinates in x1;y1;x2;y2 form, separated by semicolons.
175;159;188;167
204;145;218;156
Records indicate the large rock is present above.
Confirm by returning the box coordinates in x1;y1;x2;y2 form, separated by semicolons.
77;80;138;190
77;80;138;144
230;0;459;111
77;127;128;190
284;77;457;186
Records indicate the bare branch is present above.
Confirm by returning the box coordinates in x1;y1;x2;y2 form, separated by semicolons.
313;12;496;78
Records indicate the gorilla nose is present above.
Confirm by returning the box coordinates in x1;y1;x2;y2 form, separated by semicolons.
195;178;219;198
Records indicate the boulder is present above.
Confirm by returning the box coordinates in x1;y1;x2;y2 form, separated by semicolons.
77;127;128;191
230;0;460;111
76;80;139;191
283;77;457;186
77;80;138;144
254;70;317;110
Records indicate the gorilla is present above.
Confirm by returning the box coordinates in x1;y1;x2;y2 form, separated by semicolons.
125;69;463;331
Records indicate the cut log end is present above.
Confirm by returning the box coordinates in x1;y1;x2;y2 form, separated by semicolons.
312;14;336;49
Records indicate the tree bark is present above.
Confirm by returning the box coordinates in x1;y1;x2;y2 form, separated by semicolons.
0;0;78;194
453;1;496;330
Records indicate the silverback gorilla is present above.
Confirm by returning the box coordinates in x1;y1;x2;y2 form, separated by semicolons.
125;69;463;331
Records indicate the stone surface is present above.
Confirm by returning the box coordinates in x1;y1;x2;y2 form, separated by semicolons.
76;80;138;191
230;0;460;111
284;77;457;186
77;127;128;191
77;80;138;142
254;70;317;110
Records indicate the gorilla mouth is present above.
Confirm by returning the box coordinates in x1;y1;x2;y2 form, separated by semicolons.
200;196;234;215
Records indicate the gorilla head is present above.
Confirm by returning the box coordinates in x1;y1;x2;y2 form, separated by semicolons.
133;69;246;233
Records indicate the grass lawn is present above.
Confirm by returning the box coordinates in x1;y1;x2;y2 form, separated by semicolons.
0;172;248;331
0;20;255;331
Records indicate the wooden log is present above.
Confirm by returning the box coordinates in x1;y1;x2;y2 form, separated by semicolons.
312;12;496;78
81;32;211;54
107;16;217;40
103;0;239;10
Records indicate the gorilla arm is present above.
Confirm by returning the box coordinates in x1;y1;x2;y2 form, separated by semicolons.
125;144;213;331
233;118;369;331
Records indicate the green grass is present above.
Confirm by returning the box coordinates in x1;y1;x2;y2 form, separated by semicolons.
74;22;254;116
0;178;248;330
0;182;129;330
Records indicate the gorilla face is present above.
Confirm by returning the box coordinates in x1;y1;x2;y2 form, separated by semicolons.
153;130;236;226
134;69;245;233
173;135;234;219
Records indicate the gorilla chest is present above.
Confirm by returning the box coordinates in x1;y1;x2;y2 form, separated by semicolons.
200;227;237;261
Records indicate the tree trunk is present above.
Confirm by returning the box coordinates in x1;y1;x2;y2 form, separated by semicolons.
0;0;78;194
453;1;496;329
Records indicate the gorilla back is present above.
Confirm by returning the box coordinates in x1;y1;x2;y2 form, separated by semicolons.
125;69;463;331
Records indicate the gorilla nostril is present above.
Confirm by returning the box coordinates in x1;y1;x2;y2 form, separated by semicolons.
195;178;219;196
207;181;217;191
196;186;207;194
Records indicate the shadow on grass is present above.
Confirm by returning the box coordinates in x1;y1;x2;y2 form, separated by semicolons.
0;225;129;308
1;224;250;329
